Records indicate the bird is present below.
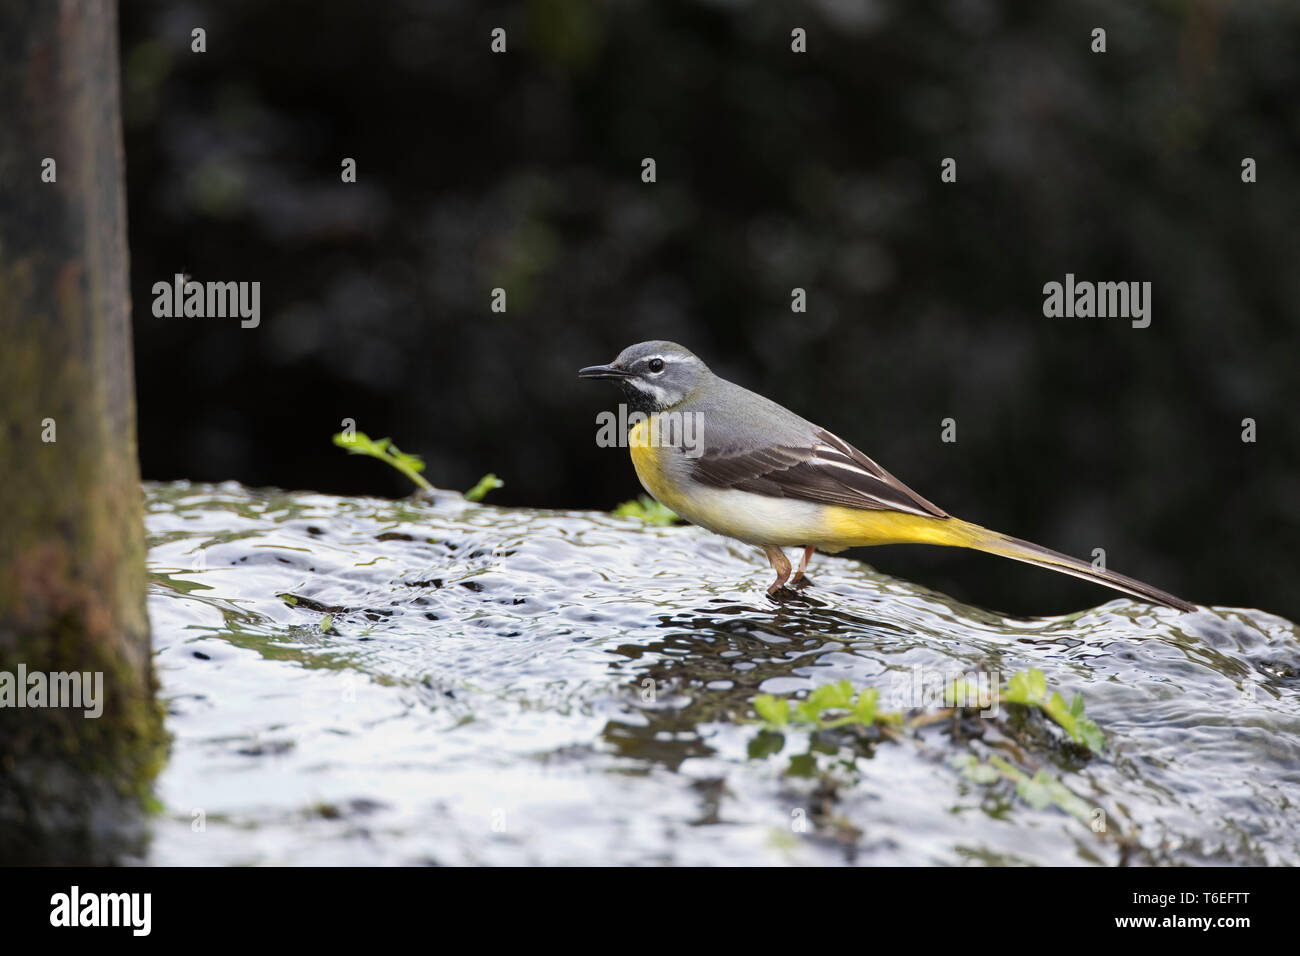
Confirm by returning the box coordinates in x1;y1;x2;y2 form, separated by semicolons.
580;340;1194;612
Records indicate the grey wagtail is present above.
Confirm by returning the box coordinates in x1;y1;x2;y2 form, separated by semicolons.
580;340;1195;612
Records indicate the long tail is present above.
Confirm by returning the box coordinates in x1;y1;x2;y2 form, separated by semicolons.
834;510;1195;611
949;518;1195;612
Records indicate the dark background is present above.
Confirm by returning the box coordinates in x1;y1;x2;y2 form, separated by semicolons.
119;0;1299;618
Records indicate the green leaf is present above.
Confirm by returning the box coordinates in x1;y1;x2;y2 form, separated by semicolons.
465;473;504;502
1042;691;1076;735
793;699;822;724
1076;717;1106;754
1004;668;1048;704
852;687;880;724
613;495;679;526
810;682;855;712
1034;688;1106;753
753;694;790;728
332;429;434;493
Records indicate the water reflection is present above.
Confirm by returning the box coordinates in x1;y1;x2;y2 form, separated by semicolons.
142;481;1300;865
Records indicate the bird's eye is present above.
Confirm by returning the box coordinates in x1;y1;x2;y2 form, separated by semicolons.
647;358;665;373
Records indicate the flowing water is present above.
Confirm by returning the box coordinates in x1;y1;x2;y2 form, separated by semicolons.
139;481;1300;865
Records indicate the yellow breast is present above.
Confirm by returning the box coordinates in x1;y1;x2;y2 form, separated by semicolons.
627;415;830;546
628;416;690;514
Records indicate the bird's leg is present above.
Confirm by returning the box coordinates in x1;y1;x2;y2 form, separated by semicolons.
763;546;792;594
790;546;815;586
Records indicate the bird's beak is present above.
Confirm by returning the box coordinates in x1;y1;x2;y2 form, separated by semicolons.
578;363;630;380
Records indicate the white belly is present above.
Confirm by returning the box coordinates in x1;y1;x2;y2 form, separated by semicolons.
663;483;831;548
628;416;833;549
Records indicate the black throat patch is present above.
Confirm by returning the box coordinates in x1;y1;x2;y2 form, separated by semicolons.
616;379;664;415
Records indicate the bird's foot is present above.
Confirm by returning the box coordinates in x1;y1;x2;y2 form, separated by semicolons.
788;546;815;588
762;545;793;594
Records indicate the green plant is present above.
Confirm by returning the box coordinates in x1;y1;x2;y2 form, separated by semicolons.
752;694;790;728
952;754;1096;823
465;473;504;502
332;428;504;502
753;681;902;732
333;429;433;493
614;494;679;526
1002;668;1105;753
748;672;1110;831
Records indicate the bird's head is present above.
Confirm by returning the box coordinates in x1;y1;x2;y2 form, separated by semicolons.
578;341;711;412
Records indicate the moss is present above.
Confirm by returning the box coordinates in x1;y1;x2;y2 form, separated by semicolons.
0;540;169;864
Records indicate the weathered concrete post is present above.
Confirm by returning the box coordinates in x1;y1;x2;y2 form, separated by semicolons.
0;0;166;863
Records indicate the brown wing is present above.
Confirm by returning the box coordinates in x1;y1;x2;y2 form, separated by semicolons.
690;427;948;518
